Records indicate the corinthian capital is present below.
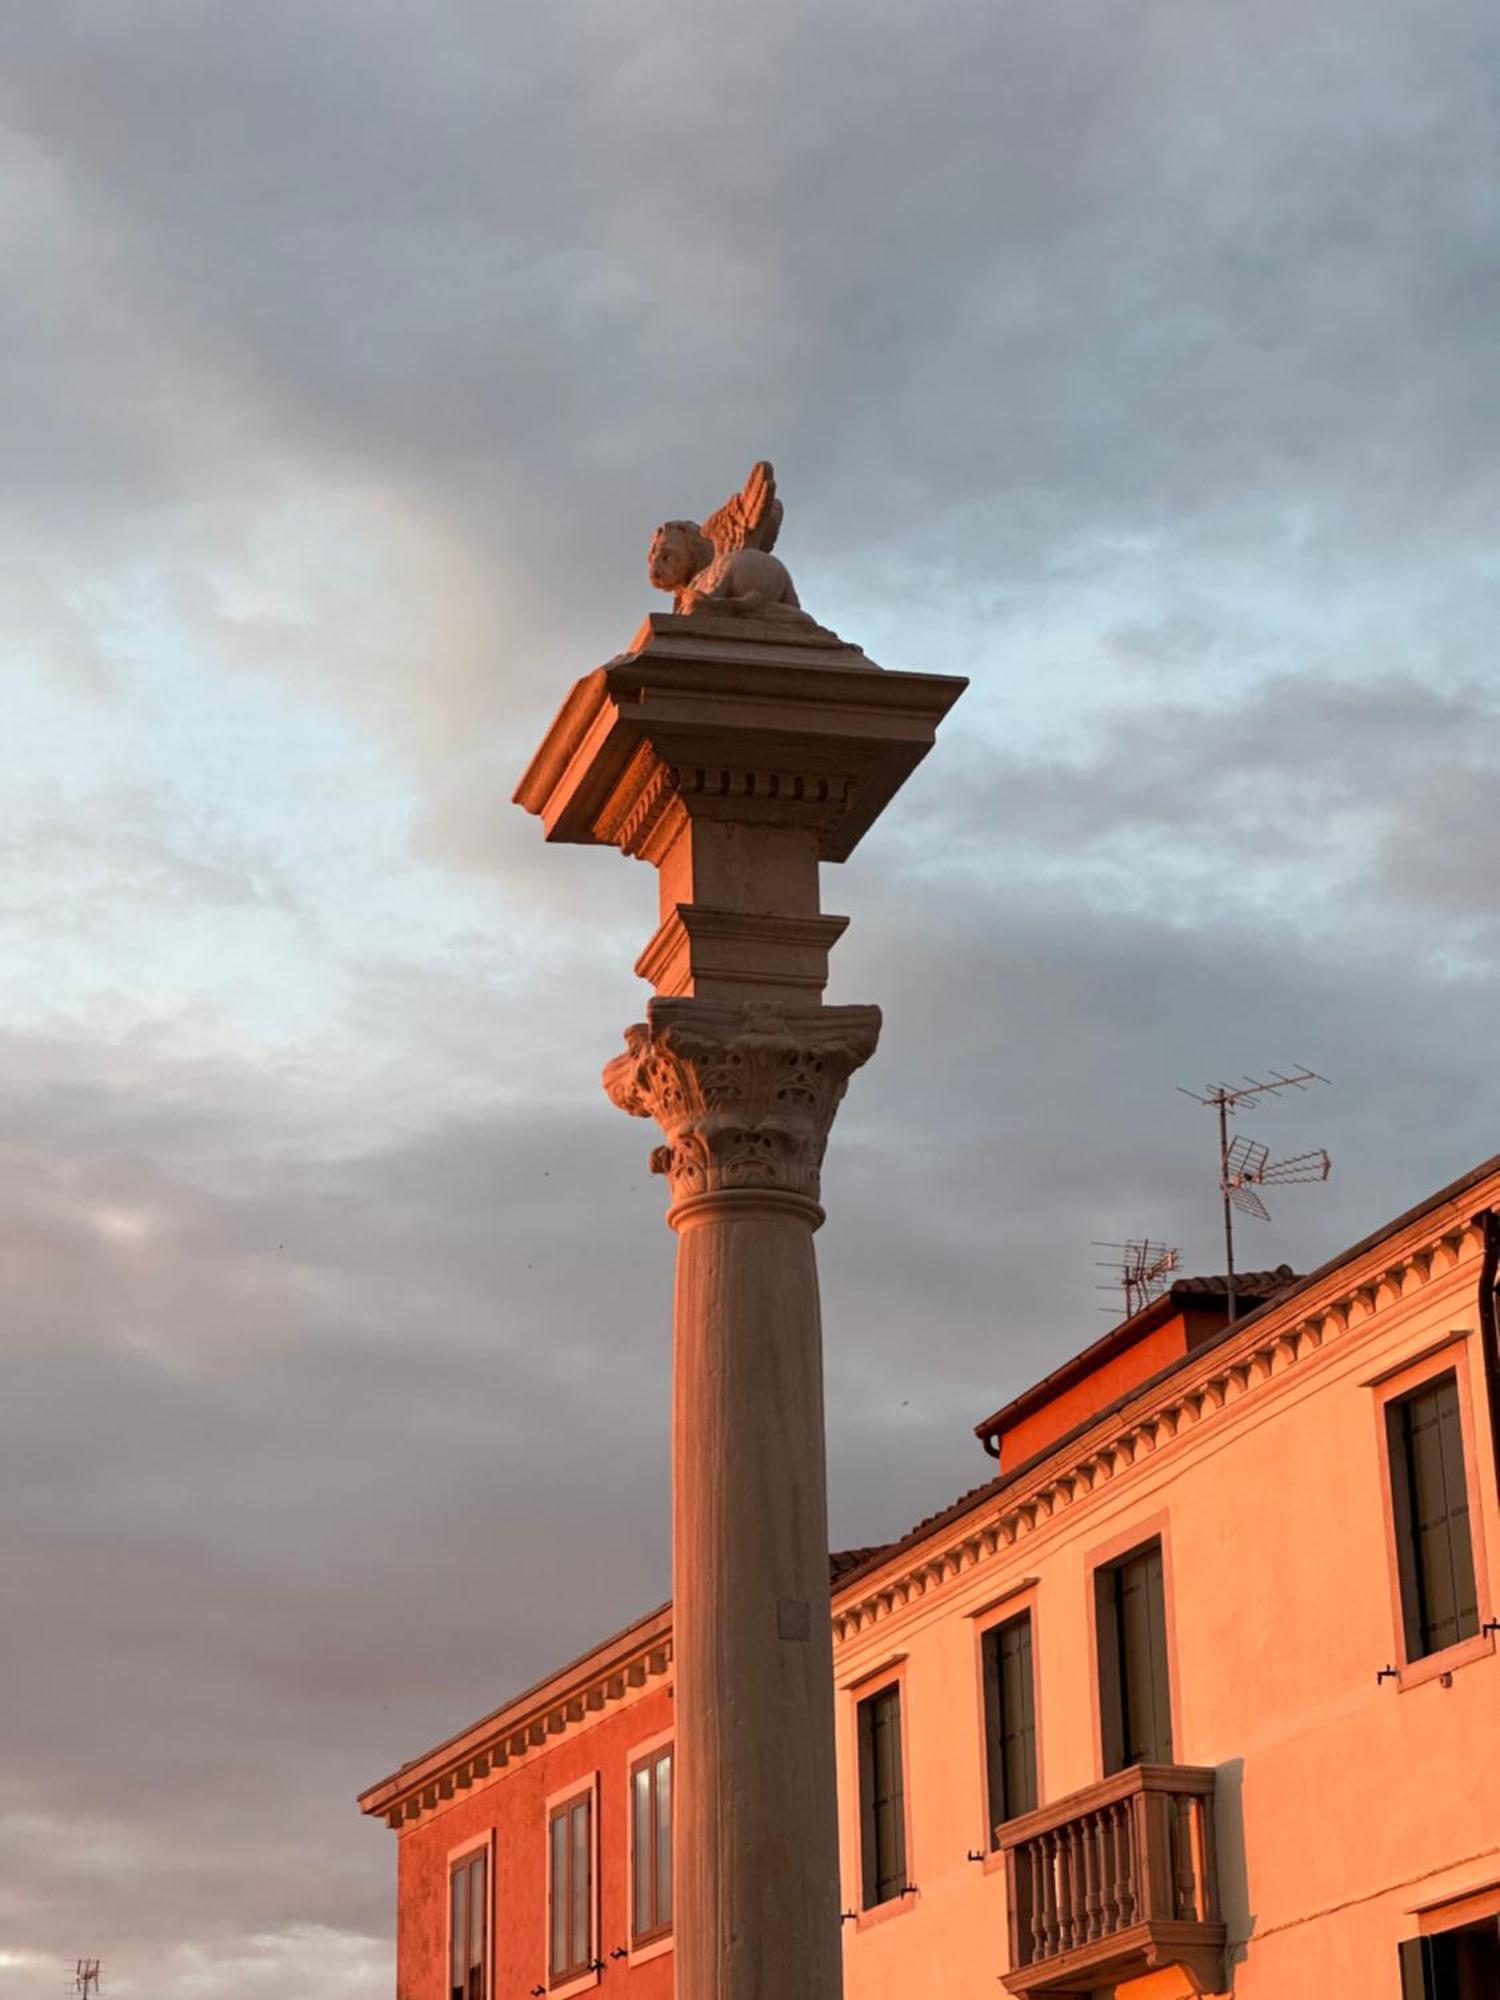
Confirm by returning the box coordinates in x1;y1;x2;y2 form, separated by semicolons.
603;999;881;1207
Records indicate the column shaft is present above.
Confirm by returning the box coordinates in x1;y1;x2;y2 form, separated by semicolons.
671;1193;841;2000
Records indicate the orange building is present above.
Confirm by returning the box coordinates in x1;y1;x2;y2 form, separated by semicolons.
360;1152;1500;2000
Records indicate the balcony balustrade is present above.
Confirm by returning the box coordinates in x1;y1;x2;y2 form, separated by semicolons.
997;1763;1226;1997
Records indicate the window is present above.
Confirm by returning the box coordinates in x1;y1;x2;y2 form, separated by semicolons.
981;1610;1037;1839
1387;1370;1480;1662
548;1790;594;1986
449;1848;488;2000
1400;1917;1500;1998
1095;1538;1173;1774
856;1682;908;1908
630;1745;673;1947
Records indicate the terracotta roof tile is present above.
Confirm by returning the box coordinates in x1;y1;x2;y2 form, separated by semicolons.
1169;1265;1297;1299
830;1545;889;1582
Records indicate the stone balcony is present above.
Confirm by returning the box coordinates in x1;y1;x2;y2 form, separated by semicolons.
996;1763;1227;1997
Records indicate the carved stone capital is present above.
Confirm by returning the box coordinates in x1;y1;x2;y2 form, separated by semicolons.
603;999;881;1208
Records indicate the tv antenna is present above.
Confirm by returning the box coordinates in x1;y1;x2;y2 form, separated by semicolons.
1179;1068;1331;1325
73;1965;102;1999
1093;1239;1180;1319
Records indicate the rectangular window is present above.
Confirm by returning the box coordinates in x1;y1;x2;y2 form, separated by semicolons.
1095;1539;1173;1774
449;1849;487;2000
1399;1917;1500;1998
981;1610;1037;1840
856;1682;907;1908
548;1791;593;1985
1387;1371;1480;1661
630;1745;673;1946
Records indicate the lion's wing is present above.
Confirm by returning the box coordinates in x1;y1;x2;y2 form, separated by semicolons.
702;460;783;558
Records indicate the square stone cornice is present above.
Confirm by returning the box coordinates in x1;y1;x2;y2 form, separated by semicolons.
514;619;968;865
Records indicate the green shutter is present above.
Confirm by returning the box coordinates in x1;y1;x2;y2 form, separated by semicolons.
1099;1541;1173;1771
858;1685;907;1905
1389;1373;1480;1660
983;1613;1038;1836
467;1854;485;2000
1095;1567;1126;1776
451;1864;467;2000
1398;1935;1435;1999
549;1810;568;1977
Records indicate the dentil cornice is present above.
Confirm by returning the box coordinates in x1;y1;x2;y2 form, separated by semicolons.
832;1206;1494;1642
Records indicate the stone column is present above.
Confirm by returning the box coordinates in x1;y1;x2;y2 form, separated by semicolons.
605;1001;879;2000
515;492;965;2000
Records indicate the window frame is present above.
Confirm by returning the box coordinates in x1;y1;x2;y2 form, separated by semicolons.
976;1596;1040;1847
445;1831;493;2000
1083;1515;1180;1783
850;1665;915;1925
1372;1335;1495;1690
625;1730;674;1963
1399;1912;1500;1998
544;1776;599;1997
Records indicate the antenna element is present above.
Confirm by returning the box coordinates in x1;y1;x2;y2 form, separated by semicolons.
1093;1239;1181;1320
1179;1068;1332;1325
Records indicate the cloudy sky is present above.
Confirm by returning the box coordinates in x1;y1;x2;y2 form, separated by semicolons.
3;1;1498;1993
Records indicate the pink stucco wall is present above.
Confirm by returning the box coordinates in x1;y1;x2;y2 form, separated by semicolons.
833;1205;1500;1998
393;1683;674;2000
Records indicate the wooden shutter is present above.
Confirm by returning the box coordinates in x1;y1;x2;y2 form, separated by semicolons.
1095;1567;1126;1776
1388;1372;1480;1659
857;1685;907;1906
1098;1541;1173;1772
983;1613;1037;1839
1398;1935;1435;1999
548;1808;569;1980
467;1854;485;2000
451;1862;468;2000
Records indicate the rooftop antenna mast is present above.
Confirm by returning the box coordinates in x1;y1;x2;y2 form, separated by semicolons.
1179;1067;1331;1326
1093;1239;1181;1320
73;1964;102;2000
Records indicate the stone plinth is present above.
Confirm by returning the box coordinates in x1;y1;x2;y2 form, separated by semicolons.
515;613;966;1003
517;605;964;2000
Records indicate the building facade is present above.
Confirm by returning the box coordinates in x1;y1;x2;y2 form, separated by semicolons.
360;1154;1500;2000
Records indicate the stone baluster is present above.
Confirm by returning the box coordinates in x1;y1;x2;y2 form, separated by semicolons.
1117;1794;1139;1926
1028;1842;1049;1963
1097;1804;1121;1934
1039;1831;1060;1958
1082;1810;1102;1941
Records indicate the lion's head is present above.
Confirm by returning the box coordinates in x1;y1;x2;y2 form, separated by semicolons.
648;520;713;593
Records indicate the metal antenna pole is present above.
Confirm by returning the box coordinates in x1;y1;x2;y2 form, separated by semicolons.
1180;1067;1332;1329
1220;1093;1237;1326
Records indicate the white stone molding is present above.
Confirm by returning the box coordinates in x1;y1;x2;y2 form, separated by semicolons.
831;1211;1492;1642
603;998;881;1207
375;1638;673;1831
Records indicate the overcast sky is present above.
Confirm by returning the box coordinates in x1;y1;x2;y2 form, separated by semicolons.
3;3;1498;1995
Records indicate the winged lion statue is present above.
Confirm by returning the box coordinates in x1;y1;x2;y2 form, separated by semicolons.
647;461;807;619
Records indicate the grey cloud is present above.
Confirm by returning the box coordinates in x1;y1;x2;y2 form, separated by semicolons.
4;3;1500;1996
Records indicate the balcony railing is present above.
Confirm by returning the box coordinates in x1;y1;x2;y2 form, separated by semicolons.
996;1763;1227;1997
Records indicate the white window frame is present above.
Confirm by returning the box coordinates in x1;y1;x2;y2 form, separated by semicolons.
544;1773;600;1999
625;1727;675;1967
445;1828;495;2000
